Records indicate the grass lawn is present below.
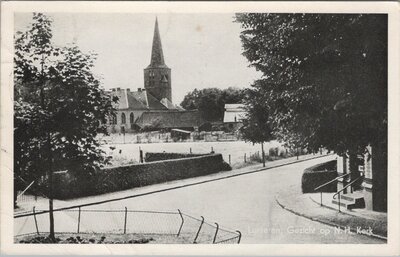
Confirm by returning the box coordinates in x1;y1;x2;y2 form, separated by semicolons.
102;140;285;168
15;232;214;244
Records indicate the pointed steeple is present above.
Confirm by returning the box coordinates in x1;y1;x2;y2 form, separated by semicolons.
149;17;166;67
144;17;172;102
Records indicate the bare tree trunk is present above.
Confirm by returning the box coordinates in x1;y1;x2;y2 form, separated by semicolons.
40;54;55;242
47;134;55;242
261;142;265;167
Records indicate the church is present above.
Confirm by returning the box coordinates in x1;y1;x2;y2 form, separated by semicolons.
107;18;204;133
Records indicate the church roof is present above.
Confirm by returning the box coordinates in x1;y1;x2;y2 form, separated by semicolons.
136;110;204;129
131;90;168;110
160;97;180;110
147;18;169;69
110;88;168;110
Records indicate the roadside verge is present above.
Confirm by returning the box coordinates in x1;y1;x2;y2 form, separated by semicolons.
275;191;387;241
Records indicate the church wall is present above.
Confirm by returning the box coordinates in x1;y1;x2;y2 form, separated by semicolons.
109;110;146;133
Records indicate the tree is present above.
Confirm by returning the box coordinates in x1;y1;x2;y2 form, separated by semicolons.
240;87;274;167
180;87;245;122
14;13;117;241
235;14;387;157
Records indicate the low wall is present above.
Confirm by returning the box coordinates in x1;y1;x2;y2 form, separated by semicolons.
53;153;231;199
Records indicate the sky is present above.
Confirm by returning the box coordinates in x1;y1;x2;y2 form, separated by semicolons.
15;13;262;104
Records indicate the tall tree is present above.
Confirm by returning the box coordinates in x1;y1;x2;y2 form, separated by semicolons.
180;87;245;122
240;87;274;167
235;14;387;157
14;13;117;240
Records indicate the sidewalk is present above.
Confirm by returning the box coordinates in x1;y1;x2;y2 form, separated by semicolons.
15;153;332;216
276;188;387;240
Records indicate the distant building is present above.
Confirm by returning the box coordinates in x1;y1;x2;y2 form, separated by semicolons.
223;104;246;131
107;18;203;133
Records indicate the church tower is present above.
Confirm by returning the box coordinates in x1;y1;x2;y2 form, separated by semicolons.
144;18;172;102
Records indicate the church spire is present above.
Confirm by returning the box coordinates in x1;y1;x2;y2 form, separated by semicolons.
149;17;166;67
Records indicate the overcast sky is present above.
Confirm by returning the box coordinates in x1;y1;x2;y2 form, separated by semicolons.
15;13;261;104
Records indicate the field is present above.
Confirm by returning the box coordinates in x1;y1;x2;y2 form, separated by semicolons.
101;140;285;168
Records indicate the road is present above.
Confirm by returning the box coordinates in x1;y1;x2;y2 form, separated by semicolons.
43;155;382;244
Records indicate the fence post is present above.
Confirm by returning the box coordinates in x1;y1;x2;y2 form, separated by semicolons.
229;154;231;165
193;216;204;244
213;222;219;244
320;192;323;206
124;207;128;234
236;230;242;244
139;149;143;163
244;153;246;163
190;148;192;154
211;147;214;153
77;207;81;233
33;207;39;235
177;209;184;237
338;194;341;213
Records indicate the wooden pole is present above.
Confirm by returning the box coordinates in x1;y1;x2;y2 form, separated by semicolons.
261;142;265;167
139;149;143;163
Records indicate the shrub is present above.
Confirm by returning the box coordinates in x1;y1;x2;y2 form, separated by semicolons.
53;154;231;199
301;160;337;193
249;152;262;163
269;147;279;157
145;152;205;162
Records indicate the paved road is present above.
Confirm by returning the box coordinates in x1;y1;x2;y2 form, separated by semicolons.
15;156;383;243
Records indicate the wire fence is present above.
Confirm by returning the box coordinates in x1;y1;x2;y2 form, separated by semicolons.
14;207;241;244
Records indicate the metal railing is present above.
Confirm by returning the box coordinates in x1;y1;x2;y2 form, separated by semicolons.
333;176;363;212
314;173;351;206
14;207;241;244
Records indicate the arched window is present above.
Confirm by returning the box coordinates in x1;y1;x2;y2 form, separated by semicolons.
121;113;126;124
130;113;134;124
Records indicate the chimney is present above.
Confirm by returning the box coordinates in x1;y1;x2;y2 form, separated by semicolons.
117;87;121;91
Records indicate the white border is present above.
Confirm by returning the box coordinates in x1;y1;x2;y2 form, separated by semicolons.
1;1;399;255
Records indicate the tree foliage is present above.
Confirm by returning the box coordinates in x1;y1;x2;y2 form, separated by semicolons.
14;13;117;187
240;87;273;144
180;87;245;122
235;13;387;155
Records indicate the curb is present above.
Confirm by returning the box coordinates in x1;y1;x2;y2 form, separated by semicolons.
15;154;332;218
275;195;387;241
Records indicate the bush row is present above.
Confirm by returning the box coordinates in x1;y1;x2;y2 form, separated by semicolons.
145;152;206;162
301;160;337;193
53;154;231;199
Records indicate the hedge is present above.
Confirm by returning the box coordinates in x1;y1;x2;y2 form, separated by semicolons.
53;153;231;199
301;160;337;193
145;152;205;162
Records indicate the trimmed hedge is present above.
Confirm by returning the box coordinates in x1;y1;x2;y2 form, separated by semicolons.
53;154;231;199
301;160;337;193
145;152;205;162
